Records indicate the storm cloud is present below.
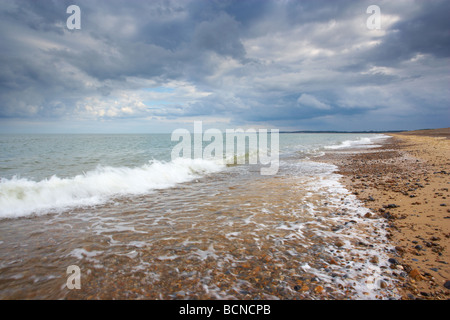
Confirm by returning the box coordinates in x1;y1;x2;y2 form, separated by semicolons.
0;0;449;132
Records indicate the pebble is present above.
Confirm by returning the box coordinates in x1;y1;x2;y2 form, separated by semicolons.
409;269;424;281
394;246;405;254
444;281;450;290
388;258;398;265
335;240;345;248
314;286;324;294
329;258;339;265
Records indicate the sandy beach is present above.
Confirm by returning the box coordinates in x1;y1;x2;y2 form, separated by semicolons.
320;128;449;299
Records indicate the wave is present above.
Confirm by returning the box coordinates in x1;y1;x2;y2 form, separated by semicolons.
0;158;224;219
324;134;390;150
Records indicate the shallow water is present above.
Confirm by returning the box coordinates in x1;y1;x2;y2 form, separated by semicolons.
0;133;398;299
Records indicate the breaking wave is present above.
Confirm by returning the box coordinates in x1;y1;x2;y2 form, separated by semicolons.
324;134;390;150
0;158;224;219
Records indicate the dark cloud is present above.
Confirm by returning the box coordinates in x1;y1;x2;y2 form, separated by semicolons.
369;0;450;66
193;13;246;60
0;0;449;131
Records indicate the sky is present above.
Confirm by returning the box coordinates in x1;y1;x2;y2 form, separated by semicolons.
0;0;449;133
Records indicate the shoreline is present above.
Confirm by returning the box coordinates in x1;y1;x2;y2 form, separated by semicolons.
0;131;447;300
318;128;449;299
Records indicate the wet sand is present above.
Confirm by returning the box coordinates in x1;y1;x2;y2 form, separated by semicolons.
318;128;450;299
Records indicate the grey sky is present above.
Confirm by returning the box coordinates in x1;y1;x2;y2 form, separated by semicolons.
0;0;449;133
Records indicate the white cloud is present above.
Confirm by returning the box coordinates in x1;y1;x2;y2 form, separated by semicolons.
297;94;331;110
0;0;449;131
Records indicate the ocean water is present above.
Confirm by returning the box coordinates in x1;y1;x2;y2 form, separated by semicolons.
0;132;399;299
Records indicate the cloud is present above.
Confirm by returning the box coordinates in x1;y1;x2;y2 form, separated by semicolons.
0;0;449;132
297;94;331;110
193;13;246;60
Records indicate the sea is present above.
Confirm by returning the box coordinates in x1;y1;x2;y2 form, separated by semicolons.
0;132;400;299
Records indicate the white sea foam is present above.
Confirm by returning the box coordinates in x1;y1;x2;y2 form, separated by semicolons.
0;158;224;219
324;134;390;150
300;162;400;299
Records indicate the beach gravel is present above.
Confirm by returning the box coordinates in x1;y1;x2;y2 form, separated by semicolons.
317;128;450;300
